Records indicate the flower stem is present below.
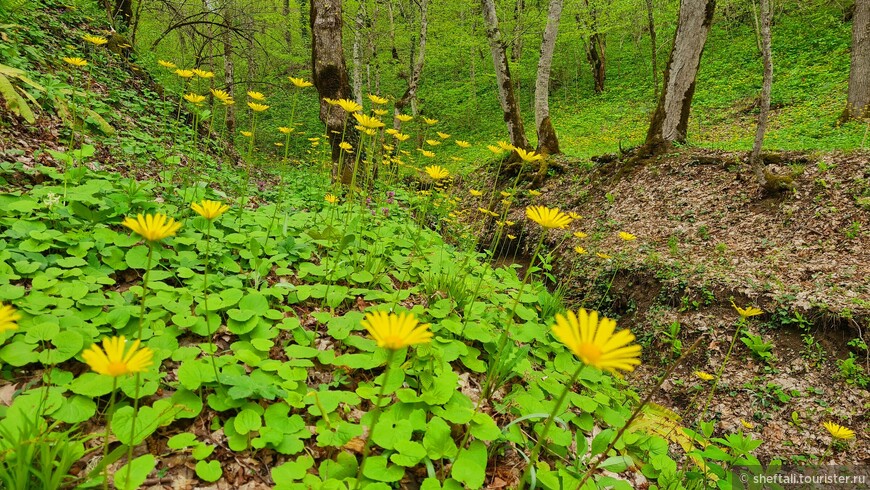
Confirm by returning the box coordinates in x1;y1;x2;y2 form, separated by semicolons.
518;363;585;490
202;220;221;385
102;377;118;490
354;348;397;488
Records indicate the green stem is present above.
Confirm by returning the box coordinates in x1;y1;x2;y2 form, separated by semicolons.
102;377;118;490
518;363;584;489
699;320;745;422
354;349;397;489
202;220;221;385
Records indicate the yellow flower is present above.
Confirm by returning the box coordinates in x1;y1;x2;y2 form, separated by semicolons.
420;150;436;158
325;194;339;204
324;97;338;106
336;98;362;113
0;303;21;333
470;189;483;196
210;88;232;103
497;140;515;152
741;419;755;430
391;133;409;142
339;141;353;152
191;200;230;220
568;212;581;220
383;144;394;152
248;102;270;112
551;309;641;373
247;91;266;101
175;69;194;78
157;60;176;69
184;93;206;105
487;144;504;154
574;231;588;239
82;34;108;45
619;231;637;241
373;109;388;116
240;131;253;137
529;190;541;196
694;370;715;381
425;165;449;180
362;311;432;350
505;220;515;226
574;246;587;255
450;156;464;162
353;112;385;129
731;301;763;320
526;205;572;229
423;117;438;125
507;234;516;240
192;68;214;78
396;114;413;122
81;336;154;377
515;147;543;162
278;126;294;134
436;132;450;140
822;421;855;440
289;77;313;88
222;98;235;106
500;191;511;198
597;252;612;260
426;139;441;146
385;128;399;136
63;57;88;67
368;94;388;105
121;213;182;242
455;140;471;148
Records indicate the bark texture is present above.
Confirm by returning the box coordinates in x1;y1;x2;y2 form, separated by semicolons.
645;0;659;100
582;0;606;93
535;0;563;155
311;0;358;184
222;1;236;139
750;0;772;186
395;0;428;121
481;0;530;150
644;0;715;154
843;0;870;121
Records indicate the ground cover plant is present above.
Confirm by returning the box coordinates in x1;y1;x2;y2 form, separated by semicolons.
0;0;867;488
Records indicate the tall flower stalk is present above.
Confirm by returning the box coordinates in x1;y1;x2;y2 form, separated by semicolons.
191;200;230;385
354;311;432;489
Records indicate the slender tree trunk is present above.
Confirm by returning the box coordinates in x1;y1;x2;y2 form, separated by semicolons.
750;0;772;186
843;0;870;121
283;0;292;48
643;0;716;154
535;0;562;156
387;0;399;61
583;0;606;93
311;0;358;184
395;0;428;123
645;0;658;100
512;0;525;62
222;1;236;140
352;4;364;104
114;0;133;30
300;0;309;42
481;0;530;151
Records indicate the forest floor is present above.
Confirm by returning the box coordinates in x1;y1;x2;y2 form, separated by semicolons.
476;147;870;467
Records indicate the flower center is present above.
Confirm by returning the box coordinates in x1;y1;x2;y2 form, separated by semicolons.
106;361;128;376
577;343;602;365
381;335;405;350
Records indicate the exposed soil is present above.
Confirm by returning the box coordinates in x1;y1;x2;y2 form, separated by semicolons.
473;148;870;466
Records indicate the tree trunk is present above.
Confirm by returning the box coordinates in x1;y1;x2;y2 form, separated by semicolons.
222;1;236;141
750;0;772;187
645;0;659;101
283;0;292;48
395;0;428;123
113;0;133;30
352;4;364;105
511;0;525;62
387;0;399;61
481;0;530;151
583;0;606;93
643;0;715;154
843;0;870;121
311;0;358;184
300;0;309;42
535;0;562;156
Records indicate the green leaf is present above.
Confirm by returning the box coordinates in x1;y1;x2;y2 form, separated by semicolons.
422;417;457;460
469;412;502;441
362;455;404;482
271;455;314;482
52;394;96;424
114;454;155;490
70;373;115;397
234;409;263;435
390;440;427;467
451;441;487;489
195;460;223;482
